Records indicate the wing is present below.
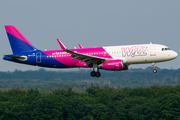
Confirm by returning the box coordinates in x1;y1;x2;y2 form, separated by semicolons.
63;49;110;65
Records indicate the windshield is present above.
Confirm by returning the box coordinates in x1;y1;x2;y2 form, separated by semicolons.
162;48;170;51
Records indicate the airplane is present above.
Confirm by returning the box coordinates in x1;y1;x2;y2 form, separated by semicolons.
3;25;178;77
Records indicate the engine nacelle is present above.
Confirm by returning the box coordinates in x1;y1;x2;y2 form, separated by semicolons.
98;60;128;71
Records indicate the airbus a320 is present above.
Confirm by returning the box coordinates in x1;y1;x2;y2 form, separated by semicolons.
3;25;178;77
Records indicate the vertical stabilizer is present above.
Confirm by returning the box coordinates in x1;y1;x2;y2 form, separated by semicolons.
5;25;36;54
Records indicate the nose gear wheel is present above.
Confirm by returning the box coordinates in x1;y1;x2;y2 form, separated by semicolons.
152;63;157;73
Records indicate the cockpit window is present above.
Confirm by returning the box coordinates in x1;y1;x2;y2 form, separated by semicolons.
162;48;170;51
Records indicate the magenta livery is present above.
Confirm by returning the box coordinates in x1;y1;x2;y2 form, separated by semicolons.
4;25;178;77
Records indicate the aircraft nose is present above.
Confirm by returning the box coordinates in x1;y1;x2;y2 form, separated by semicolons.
172;51;178;59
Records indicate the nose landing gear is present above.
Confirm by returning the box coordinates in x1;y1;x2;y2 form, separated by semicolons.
152;63;157;73
153;69;157;73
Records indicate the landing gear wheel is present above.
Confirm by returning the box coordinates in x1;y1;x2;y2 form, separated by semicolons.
91;63;101;77
91;71;96;77
96;72;101;77
152;63;157;73
153;69;157;73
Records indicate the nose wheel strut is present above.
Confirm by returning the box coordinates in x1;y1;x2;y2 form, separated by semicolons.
152;63;157;73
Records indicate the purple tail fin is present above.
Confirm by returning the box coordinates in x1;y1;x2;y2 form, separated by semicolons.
5;25;36;54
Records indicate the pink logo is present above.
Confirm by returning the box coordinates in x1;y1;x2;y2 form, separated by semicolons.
121;46;148;57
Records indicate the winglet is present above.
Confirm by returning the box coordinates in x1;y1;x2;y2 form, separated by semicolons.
78;44;83;48
57;39;66;49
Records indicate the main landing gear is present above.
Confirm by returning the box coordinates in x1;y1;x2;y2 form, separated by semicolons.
90;63;101;77
91;71;101;77
152;63;157;73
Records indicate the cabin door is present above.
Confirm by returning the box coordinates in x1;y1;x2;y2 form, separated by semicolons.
150;45;156;56
36;52;42;63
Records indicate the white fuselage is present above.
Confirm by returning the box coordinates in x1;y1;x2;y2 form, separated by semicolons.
103;44;178;65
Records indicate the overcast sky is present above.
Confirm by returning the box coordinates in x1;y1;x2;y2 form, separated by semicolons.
0;1;180;71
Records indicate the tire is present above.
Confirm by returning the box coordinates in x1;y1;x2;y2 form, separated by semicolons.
96;72;101;77
153;69;157;73
91;71;96;77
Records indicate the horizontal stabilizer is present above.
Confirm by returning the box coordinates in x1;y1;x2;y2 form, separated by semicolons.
4;54;27;60
57;39;66;49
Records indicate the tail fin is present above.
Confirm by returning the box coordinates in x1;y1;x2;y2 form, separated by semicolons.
5;25;36;54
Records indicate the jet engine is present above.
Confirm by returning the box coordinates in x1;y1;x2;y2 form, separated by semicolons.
98;60;128;71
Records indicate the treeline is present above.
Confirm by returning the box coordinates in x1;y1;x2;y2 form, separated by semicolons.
0;67;180;91
0;86;180;119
